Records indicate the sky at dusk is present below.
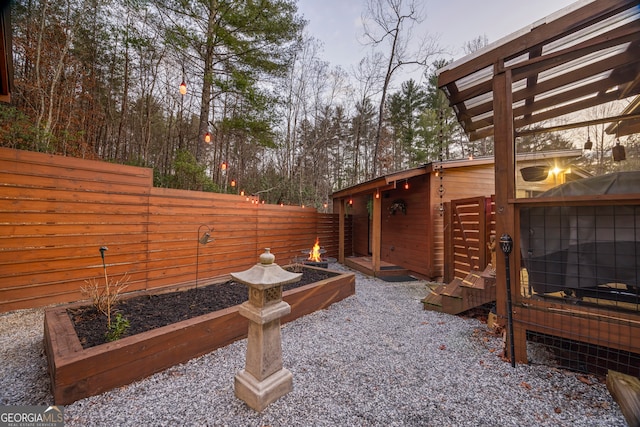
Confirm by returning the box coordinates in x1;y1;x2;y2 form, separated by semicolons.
297;0;582;84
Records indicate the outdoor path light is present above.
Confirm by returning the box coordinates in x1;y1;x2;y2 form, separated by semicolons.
231;248;301;411
500;234;515;368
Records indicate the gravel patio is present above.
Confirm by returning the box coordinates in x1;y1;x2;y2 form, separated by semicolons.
0;264;627;426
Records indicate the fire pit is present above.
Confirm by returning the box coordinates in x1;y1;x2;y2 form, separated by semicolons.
293;238;336;269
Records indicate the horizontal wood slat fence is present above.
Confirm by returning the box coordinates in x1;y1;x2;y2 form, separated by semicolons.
0;148;349;312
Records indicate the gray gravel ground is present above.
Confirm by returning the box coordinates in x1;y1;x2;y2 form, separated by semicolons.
0;264;627;426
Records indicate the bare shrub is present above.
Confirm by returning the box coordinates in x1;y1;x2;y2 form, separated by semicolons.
81;272;130;328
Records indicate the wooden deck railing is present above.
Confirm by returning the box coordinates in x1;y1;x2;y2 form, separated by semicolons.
0;148;349;312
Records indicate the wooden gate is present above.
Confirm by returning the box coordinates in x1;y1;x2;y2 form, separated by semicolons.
444;195;495;283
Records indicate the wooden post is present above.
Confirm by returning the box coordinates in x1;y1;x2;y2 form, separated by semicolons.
493;68;527;364
372;191;382;275
443;201;453;283
338;199;345;263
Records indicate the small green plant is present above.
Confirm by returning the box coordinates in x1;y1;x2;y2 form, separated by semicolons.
105;313;130;342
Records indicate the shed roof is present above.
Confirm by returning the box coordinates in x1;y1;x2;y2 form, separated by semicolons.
331;149;583;199
437;0;640;141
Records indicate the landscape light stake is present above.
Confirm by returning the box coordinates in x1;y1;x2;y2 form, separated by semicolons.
99;246;110;325
100;246;108;270
500;234;516;368
99;246;108;290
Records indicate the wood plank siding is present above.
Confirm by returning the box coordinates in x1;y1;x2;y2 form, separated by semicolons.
339;164;496;280
0;148;346;312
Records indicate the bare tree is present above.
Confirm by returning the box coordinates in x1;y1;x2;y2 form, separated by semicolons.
463;34;489;55
350;54;384;181
361;0;440;177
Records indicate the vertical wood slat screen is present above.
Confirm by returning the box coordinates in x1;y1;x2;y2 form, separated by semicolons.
445;196;496;282
0;148;343;312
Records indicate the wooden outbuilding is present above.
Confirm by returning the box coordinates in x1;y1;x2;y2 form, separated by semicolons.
331;150;585;281
437;0;640;383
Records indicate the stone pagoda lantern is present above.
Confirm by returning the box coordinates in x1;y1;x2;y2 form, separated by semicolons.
231;248;302;411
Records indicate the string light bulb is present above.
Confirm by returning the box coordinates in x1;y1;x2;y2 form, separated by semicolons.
404;180;409;190
179;81;187;95
204;132;211;143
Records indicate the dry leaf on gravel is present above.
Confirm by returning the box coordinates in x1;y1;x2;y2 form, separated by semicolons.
577;375;593;385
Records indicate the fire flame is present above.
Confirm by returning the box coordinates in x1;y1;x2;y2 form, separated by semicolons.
308;238;322;262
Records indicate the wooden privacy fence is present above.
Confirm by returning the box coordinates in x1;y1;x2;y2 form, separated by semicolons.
0;148;347;312
444;195;495;282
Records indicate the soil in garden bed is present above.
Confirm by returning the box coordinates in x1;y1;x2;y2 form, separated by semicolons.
69;268;338;349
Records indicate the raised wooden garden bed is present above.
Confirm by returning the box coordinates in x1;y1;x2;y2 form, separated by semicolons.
44;266;355;405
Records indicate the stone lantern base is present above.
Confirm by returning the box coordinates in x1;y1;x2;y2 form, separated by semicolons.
234;367;293;412
233;299;294;412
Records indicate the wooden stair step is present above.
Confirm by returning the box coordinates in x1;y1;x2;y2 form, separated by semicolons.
460;269;496;290
422;275;497;315
377;265;410;277
461;286;496;312
440;278;463;298
421;285;444;312
438;279;464;314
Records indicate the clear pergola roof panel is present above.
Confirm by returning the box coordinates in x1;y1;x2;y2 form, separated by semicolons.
437;0;640;141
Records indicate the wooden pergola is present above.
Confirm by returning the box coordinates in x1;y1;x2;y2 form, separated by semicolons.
438;0;640;364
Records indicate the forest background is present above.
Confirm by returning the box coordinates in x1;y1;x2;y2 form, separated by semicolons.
1;0;599;208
